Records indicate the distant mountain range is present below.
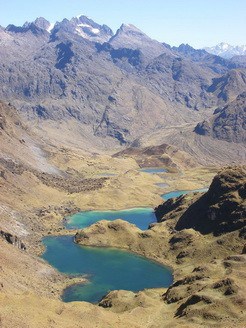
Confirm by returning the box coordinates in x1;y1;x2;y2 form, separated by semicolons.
204;42;246;59
0;15;245;164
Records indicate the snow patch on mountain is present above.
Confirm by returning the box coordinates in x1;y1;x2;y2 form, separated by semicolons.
91;28;100;34
47;23;55;33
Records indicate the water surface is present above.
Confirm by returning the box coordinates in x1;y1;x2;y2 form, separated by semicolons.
161;188;208;201
65;208;157;230
139;167;167;174
42;236;173;303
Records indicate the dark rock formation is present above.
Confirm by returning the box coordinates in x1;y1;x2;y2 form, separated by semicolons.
55;42;74;70
175;166;246;235
175;294;213;317
212;278;238;296
6;23;46;36
96;42;143;68
155;195;193;222
0;230;26;250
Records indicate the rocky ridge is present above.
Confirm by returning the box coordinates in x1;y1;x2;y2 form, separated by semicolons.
0;16;245;157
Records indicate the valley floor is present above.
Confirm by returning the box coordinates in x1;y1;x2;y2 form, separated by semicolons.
0;145;245;328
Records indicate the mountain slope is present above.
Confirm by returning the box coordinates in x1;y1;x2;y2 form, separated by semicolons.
195;92;246;143
207;68;246;103
0;101;59;173
109;23;172;63
0;16;245;159
0;18;205;147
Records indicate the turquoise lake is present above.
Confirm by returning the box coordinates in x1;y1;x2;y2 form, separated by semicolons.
42;236;173;303
65;208;157;230
161;188;208;201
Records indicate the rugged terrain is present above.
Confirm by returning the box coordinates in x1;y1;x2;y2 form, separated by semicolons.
1;120;245;327
0;99;218;328
0;13;245;328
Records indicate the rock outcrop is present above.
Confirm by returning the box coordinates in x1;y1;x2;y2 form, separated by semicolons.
175;166;246;235
0;229;26;250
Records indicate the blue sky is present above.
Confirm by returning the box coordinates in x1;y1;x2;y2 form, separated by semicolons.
0;0;245;48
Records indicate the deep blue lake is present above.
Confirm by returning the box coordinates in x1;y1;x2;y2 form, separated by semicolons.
42;236;173;303
161;188;208;201
65;208;157;231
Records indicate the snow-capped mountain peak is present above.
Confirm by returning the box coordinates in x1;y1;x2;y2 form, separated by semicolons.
6;17;55;34
219;42;230;50
204;42;246;59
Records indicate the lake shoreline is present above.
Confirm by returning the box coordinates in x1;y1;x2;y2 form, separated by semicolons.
42;235;173;303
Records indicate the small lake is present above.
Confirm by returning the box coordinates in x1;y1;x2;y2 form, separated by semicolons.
161;188;208;201
42;236;173;303
139;167;167;174
65;208;157;231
